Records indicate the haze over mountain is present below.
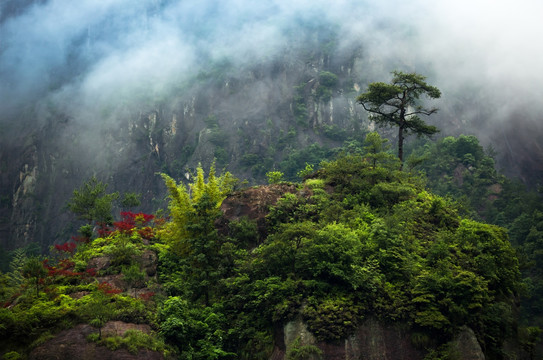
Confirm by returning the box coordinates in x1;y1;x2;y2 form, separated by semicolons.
1;0;542;250
2;1;542;129
2;3;543;358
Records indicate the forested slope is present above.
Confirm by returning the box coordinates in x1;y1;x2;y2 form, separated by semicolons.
1;134;534;359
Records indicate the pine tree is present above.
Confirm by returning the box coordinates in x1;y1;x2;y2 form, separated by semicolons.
357;71;441;169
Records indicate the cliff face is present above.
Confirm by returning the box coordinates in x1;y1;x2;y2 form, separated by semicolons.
272;317;485;360
0;48;367;253
2;0;543;258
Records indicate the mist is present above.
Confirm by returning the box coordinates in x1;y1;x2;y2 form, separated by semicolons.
1;0;542;177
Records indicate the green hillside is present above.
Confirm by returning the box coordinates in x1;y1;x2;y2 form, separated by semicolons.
1;133;535;359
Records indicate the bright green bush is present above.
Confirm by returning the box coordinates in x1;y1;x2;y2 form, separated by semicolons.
266;171;284;185
2;351;21;360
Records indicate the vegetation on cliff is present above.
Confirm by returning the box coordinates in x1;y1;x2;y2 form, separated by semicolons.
1;132;541;359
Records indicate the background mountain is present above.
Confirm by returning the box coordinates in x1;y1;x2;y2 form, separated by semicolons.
1;0;543;253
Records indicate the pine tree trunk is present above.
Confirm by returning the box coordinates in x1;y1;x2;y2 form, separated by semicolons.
398;126;404;170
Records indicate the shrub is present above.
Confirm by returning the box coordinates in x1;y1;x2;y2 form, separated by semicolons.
266;171;284;185
286;337;323;360
302;295;363;341
2;351;21;360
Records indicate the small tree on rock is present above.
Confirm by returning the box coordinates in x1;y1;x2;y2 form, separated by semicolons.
83;291;115;340
122;263;146;297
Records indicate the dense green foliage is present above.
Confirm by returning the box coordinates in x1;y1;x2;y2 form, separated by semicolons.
0;208;167;357
411;134;543;350
153;138;521;359
1;133;539;359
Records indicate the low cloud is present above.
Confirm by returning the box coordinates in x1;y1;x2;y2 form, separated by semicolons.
1;0;542;143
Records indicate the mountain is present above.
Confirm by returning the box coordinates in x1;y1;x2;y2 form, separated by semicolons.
0;157;528;359
0;28;367;252
2;0;543;254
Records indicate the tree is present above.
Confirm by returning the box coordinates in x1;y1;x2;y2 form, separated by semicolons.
356;71;441;169
363;132;399;170
67;176;119;225
120;192;142;209
22;256;47;296
160;163;235;304
82;291;115;340
8;248;27;287
122;264;146;297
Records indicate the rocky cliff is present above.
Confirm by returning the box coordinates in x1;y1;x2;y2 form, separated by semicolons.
0;42;368;253
271;317;486;360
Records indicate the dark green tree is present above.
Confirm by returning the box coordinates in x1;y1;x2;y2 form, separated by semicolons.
22;256;47;296
363;132;399;169
120;192;142;209
82;292;115;340
122;264;146;297
67;176;119;224
356;71;441;168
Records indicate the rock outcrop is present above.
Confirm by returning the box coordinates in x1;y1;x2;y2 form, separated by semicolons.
219;184;297;242
29;322;163;360
450;326;485;360
271;317;486;360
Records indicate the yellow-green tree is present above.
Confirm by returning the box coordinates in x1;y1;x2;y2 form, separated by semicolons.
160;164;235;304
160;163;234;253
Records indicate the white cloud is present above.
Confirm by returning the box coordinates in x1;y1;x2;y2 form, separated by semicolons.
2;0;543;127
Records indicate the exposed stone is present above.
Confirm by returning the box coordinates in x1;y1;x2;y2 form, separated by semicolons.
487;183;503;202
95;274;126;290
271;318;488;360
219;184;297;242
453;163;467;186
271;317;425;360
69;291;90;299
87;250;157;281
29;323;164;360
141;249;157;276
284;317;318;357
345;318;423;360
88;256;112;272
102;321;153;337
450;326;485;360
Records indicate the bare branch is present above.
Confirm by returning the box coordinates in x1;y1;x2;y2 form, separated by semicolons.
405;108;439;117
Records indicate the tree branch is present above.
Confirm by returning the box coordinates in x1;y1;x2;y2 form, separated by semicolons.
405;108;439;117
